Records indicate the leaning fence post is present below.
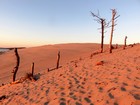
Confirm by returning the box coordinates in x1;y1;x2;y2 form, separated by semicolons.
12;48;20;82
56;51;60;69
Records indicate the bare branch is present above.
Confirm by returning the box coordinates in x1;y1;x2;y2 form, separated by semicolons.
91;11;102;20
114;15;120;20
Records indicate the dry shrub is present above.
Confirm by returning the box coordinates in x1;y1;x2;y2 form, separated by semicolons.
23;73;35;82
11;72;35;85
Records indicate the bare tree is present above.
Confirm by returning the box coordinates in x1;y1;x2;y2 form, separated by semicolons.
91;11;108;53
12;48;20;82
109;9;120;53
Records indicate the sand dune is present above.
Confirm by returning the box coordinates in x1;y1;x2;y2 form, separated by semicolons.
0;43;105;84
0;43;140;105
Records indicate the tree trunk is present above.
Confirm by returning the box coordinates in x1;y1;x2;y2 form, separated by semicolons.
109;25;114;53
101;19;104;53
109;10;115;53
13;48;20;82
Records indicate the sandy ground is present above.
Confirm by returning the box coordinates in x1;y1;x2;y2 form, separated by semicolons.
0;43;140;105
0;43;104;84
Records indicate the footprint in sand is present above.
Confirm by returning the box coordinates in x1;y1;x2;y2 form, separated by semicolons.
75;102;82;105
127;68;131;72
122;82;128;86
114;102;119;105
70;94;77;100
134;85;140;89
0;95;7;101
44;102;49;105
60;87;65;91
69;92;79;100
79;90;86;94
46;88;50;96
59;92;66;104
120;87;126;91
60;102;66;105
60;92;65;97
108;93;114;99
60;98;66;101
98;87;103;92
136;77;140;80
133;94;140;100
81;82;85;85
84;97;91;103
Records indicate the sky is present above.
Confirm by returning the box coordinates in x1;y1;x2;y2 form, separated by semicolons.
0;0;140;47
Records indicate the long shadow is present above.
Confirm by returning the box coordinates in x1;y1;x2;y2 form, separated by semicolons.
48;66;62;72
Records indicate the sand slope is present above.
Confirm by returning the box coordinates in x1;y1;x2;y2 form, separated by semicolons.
0;44;140;105
0;43;103;84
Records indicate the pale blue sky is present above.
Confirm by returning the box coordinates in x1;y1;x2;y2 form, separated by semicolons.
0;0;140;47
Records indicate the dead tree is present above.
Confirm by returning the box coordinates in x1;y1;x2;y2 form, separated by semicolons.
123;36;127;49
56;51;60;69
12;48;20;82
109;9;120;53
31;62;34;76
91;11;108;53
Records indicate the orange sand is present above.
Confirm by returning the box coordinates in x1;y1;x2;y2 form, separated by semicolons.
0;43;140;105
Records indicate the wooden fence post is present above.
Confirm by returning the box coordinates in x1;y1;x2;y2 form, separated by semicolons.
12;48;20;82
56;51;60;69
123;36;127;49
